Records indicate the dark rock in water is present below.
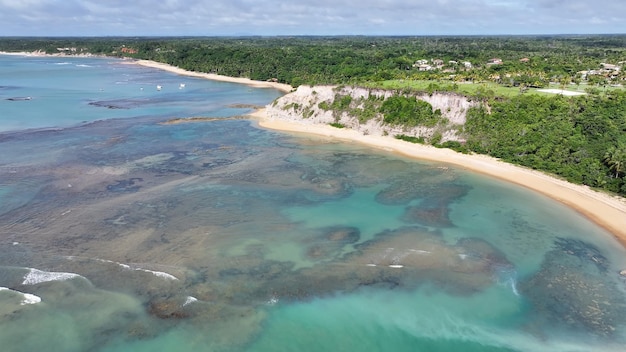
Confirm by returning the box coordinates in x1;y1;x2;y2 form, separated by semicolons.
147;298;190;319
520;239;626;338
203;159;235;169
325;226;360;243
218;260;294;281
304;226;360;260
402;205;453;227
88;100;129;109
304;227;512;296
553;237;609;272
379;180;469;229
375;172;469;206
455;237;510;264
106;178;143;192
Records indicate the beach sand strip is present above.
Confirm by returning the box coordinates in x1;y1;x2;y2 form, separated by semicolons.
252;109;626;248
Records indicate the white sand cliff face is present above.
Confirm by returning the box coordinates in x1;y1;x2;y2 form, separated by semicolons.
265;85;477;143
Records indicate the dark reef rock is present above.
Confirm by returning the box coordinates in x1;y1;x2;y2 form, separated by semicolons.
552;237;609;272
325;226;360;243
304;226;360;260
401;205;453;227
106;178;143;193
520;238;626;338
147;298;190;319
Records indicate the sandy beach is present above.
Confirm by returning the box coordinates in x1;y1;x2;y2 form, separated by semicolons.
5;51;623;247
252;108;626;247
133;60;293;93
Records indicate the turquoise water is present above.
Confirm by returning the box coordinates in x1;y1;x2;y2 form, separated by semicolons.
1;55;626;351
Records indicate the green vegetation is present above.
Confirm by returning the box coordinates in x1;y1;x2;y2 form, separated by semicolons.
464;91;626;194
435;141;469;154
395;135;425;144
329;122;346;128
0;36;624;195
380;96;441;127
368;80;554;98
1;36;625;89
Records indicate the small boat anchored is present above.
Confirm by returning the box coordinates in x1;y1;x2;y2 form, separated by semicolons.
6;96;32;101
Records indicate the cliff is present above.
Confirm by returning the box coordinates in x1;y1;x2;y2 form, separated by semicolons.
265;85;478;143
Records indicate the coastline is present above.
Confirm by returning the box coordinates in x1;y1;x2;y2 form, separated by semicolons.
252;108;626;248
132;60;294;93
0;51;104;58
0;52;293;93
5;50;624;247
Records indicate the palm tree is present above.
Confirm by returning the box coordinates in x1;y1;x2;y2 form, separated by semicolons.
604;146;626;178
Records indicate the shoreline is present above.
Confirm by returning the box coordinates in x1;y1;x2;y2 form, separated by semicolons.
0;52;293;93
5;51;625;247
251;108;626;248
132;60;293;93
0;51;105;58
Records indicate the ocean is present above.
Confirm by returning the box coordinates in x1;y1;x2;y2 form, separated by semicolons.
1;54;625;352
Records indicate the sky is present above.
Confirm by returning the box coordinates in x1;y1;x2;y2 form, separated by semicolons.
0;0;624;36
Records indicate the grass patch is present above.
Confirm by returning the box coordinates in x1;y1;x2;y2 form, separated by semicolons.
395;134;425;144
364;79;560;98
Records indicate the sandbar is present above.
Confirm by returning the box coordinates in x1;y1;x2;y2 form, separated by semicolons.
252;108;626;248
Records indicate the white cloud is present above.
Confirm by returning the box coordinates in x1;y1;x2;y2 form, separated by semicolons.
0;0;624;36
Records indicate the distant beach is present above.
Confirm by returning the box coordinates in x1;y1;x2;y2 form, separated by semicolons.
133;59;294;93
132;56;626;247
252;108;626;247
0;52;294;93
5;50;623;247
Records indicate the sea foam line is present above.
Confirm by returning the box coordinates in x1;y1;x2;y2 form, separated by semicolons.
135;268;178;281
0;287;42;305
91;258;178;280
183;296;198;307
65;256;179;281
22;268;82;285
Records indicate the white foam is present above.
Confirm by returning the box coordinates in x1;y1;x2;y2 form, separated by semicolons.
12;242;19;246
21;293;42;305
93;258;132;270
410;249;431;255
507;277;520;297
66;256;177;280
135;268;178;281
458;254;468;260
0;287;42;305
366;264;377;267
267;295;279;305
183;296;198;307
388;265;404;268
22;268;81;285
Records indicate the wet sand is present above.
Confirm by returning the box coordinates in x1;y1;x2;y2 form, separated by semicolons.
252;108;626;248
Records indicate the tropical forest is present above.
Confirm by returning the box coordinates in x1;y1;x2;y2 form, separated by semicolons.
1;36;625;195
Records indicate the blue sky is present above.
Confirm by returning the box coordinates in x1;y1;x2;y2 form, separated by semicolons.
0;0;624;36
